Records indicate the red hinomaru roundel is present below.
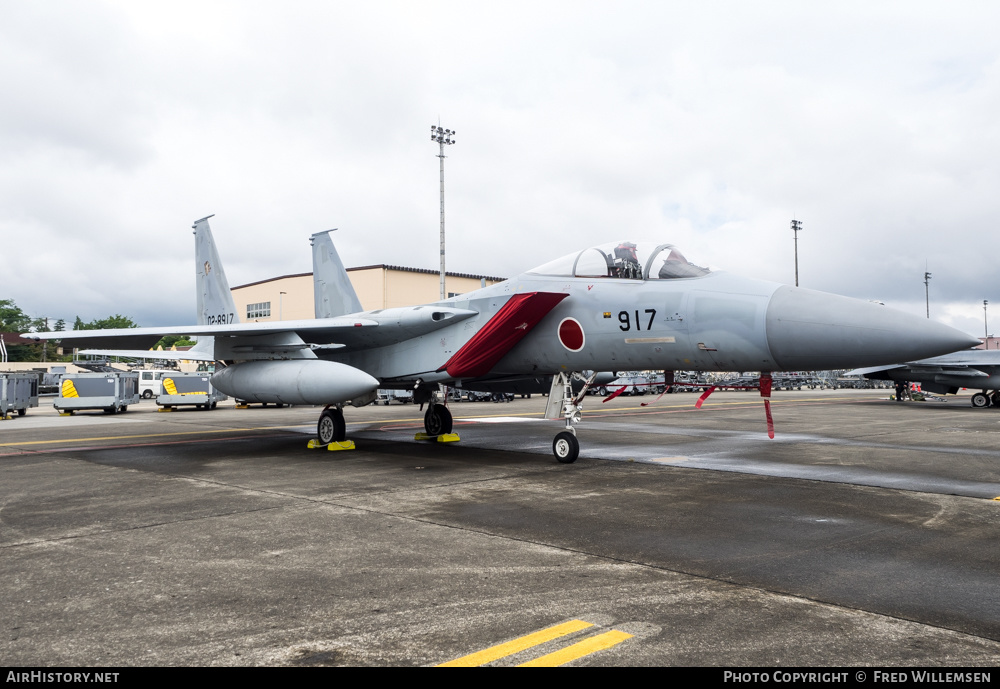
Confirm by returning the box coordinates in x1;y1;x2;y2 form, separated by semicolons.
558;317;585;352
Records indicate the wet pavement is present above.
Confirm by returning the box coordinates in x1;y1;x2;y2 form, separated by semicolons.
2;389;999;666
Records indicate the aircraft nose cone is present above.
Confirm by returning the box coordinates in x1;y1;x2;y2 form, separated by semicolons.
765;285;980;370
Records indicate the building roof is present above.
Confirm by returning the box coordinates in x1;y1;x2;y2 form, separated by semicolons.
0;332;39;345
231;265;507;290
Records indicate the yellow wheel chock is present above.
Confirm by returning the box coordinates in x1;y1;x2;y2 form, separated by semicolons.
306;439;356;451
414;432;461;443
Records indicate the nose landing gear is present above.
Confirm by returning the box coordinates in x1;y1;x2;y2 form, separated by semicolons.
545;371;598;463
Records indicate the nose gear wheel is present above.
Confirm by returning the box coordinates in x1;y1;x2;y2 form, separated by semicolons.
553;431;580;463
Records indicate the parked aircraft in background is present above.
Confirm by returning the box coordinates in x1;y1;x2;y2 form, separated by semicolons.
29;225;980;462
847;350;1000;408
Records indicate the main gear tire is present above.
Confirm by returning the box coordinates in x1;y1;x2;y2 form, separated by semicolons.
317;408;346;445
424;405;453;436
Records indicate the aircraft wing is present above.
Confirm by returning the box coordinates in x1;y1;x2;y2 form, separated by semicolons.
847;350;1000;378
844;364;906;377
916;350;1000;368
24;307;478;355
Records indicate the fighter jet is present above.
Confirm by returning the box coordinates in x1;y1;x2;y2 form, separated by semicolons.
28;228;979;462
847;350;1000;408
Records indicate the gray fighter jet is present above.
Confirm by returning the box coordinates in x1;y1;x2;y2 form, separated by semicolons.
847;350;1000;408
29;230;979;462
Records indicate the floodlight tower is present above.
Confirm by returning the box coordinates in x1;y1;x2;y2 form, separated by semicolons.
431;124;456;300
791;219;803;287
985;300;990;340
924;270;932;318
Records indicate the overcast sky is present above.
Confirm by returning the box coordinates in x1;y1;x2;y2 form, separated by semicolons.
2;1;997;336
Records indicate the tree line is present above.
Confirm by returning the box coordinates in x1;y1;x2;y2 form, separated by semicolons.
0;298;177;362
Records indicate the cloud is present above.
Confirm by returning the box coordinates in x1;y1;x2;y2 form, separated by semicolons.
2;0;998;337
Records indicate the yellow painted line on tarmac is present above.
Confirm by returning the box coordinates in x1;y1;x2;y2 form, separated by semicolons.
437;619;594;667
0;424;305;448
517;629;634;667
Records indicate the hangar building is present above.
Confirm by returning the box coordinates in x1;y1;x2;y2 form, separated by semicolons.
231;264;506;322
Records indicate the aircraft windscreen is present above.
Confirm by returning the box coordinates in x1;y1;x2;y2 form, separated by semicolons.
527;242;710;280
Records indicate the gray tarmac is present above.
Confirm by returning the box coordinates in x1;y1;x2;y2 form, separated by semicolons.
2;388;1000;666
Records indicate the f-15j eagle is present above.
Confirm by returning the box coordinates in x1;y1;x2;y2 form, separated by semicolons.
30;217;979;462
847;350;1000;408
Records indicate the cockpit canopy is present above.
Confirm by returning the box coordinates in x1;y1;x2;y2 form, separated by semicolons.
527;242;711;280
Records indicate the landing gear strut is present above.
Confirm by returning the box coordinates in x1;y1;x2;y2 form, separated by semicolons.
545;371;598;463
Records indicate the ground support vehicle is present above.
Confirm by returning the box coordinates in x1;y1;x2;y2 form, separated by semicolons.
672;371;711;392
0;373;39;419
376;388;414;405
156;372;226;411
137;369;178;399
54;372;140;415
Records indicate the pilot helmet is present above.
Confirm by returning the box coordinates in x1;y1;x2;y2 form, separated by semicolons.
614;242;638;262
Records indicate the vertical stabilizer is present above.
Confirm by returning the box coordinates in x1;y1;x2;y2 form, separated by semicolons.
193;215;239;326
311;229;363;318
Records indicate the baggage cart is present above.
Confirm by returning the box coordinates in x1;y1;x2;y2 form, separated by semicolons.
156;372;226;410
54;372;140;415
1;373;39;419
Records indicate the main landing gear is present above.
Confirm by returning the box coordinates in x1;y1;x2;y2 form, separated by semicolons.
424;403;453;436
545;371;599;463
308;405;355;451
971;392;995;408
414;383;460;443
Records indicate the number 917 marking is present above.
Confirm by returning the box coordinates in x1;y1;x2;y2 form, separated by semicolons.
618;309;656;331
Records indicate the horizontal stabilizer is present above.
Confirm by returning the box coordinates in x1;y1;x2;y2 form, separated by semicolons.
78;348;216;362
440;292;568;379
78;336;216;362
24;317;379;350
